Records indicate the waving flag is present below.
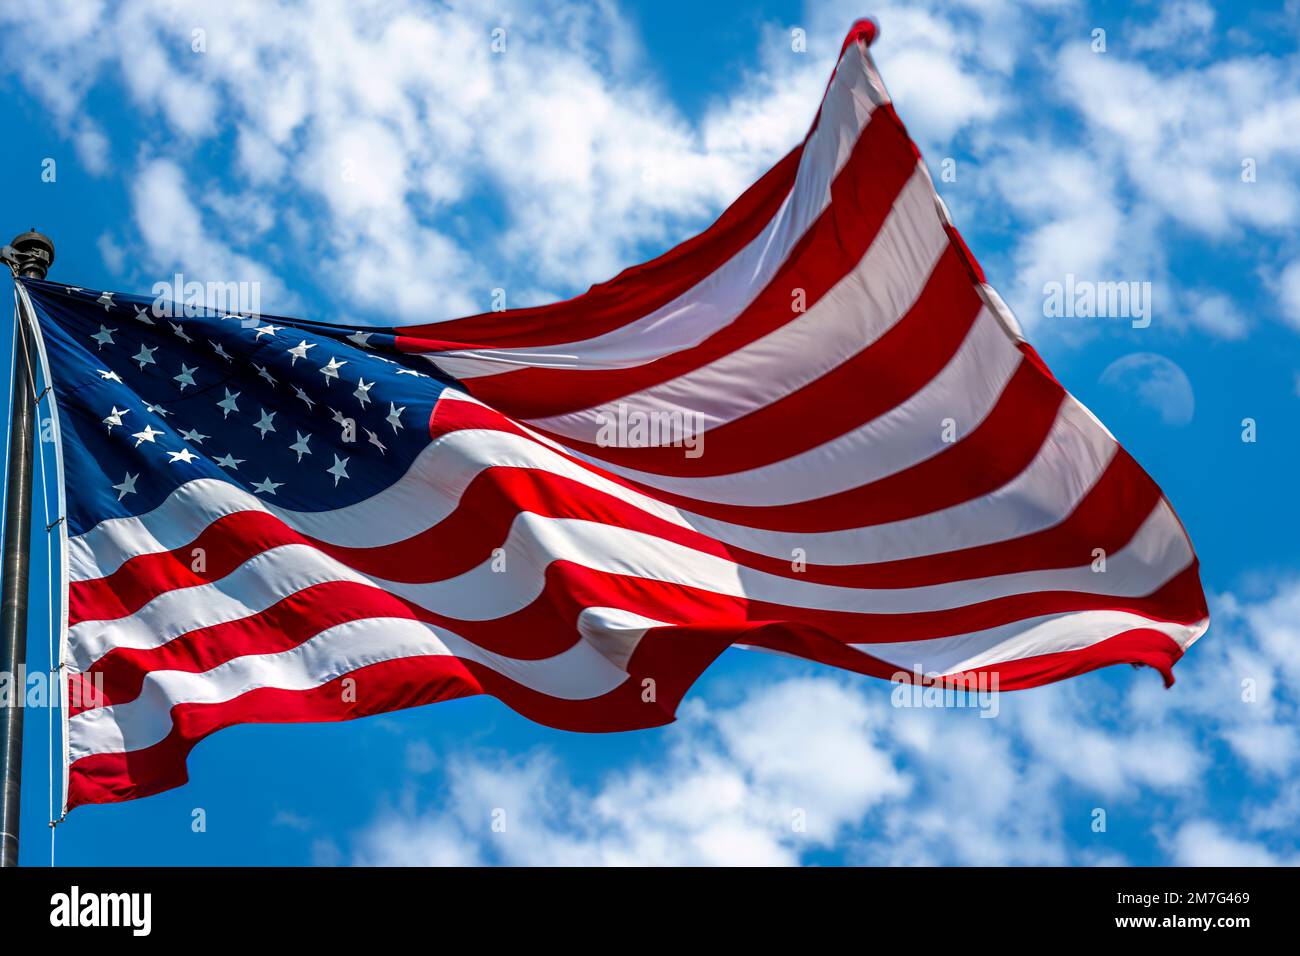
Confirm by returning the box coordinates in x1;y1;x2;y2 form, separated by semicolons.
24;21;1207;810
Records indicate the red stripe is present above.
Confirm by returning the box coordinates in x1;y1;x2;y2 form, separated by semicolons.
430;356;1065;531
392;147;804;352
741;622;1188;689
67;626;733;809
449;109;920;420
76;576;612;713
960;628;1187;690
390;34;879;357
66;613;1193;810
534;244;981;476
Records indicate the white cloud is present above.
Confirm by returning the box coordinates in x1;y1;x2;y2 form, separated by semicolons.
864;6;1002;148
130;157;292;308
1168;820;1290;867
1;0;834;319
964;13;1300;342
1177;583;1300;773
96;232;126;275
1010;683;1204;797
1130;1;1216;55
0;0;1047;323
862;712;1071;866
1274;260;1300;330
355;677;907;866
72;120;112;176
981;137;1143;330
1;0;1294;350
1182;290;1249;340
1055;42;1300;239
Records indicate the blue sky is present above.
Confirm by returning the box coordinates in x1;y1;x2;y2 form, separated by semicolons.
1;0;1298;865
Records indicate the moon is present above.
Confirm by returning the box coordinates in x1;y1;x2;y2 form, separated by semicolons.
1098;353;1195;426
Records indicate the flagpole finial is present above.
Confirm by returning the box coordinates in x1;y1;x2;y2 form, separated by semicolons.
2;229;55;280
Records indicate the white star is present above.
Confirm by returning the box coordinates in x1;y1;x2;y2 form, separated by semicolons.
98;369;123;383
387;402;405;433
395;368;423;377
326;454;350;486
353;377;373;407
96;291;114;311
213;452;244;470
289;431;312;462
253;408;277;439
251;476;283;495
167;448;199;464
211;341;233;362
288;340;316;365
132;344;158;369
112;472;138;501
347;331;373;348
102;406;129;432
132;425;163;447
293;386;315;410
91;325;116;350
145;402;172;418
330;407;350;430
217;388;241;419
173;364;198;390
170;321;193;343
319;356;347;384
365;429;387;454
179;427;209;445
254;324;283;340
132;304;155;325
254;364;277;387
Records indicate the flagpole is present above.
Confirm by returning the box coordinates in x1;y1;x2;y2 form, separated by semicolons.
0;229;53;867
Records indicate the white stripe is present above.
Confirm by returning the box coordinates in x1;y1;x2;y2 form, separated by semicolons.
528;169;948;440
69;501;1194;671
66;615;633;762
68;392;1116;583
422;46;889;380
576;606;671;671
855;610;1207;677
563;307;1020;504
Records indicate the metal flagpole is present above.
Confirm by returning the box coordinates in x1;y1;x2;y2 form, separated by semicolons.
0;229;54;867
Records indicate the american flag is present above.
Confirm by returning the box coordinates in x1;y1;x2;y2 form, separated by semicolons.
26;21;1207;811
